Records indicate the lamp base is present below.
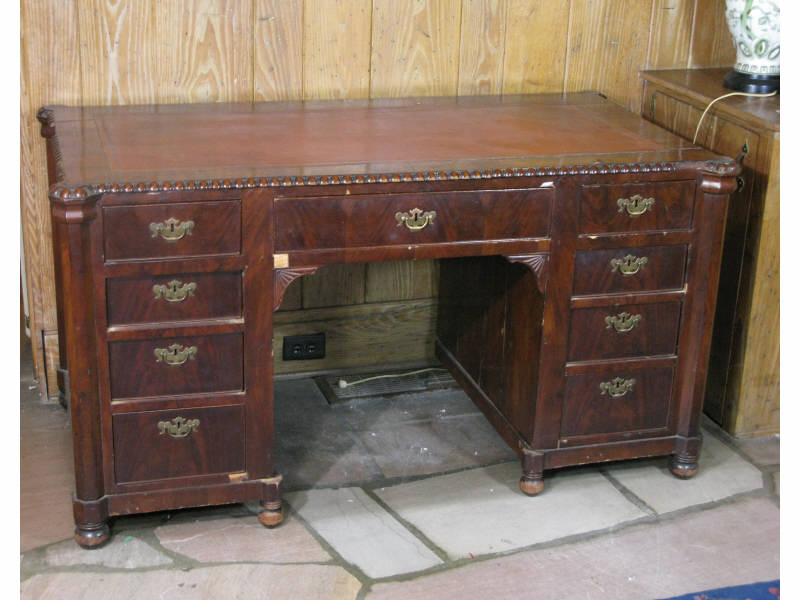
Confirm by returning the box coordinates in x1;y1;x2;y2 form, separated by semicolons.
723;70;779;94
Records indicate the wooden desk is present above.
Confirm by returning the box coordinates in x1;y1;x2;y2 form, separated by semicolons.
38;94;738;548
641;69;779;437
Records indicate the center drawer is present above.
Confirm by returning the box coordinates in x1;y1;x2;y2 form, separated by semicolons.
274;188;553;251
112;405;245;484
108;333;243;399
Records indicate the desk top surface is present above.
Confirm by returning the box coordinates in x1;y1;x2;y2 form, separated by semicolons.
41;93;727;193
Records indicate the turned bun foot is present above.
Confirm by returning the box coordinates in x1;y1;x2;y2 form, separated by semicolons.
258;500;283;527
669;454;699;479
74;522;110;549
258;509;283;527
519;476;544;496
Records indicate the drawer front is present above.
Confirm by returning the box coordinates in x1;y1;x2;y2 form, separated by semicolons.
106;272;242;326
567;302;681;362
109;333;243;399
573;245;687;296
103;200;241;261
113;405;245;484
274;188;553;251
561;366;674;438
579;181;694;234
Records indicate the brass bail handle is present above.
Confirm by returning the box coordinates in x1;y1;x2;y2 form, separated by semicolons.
154;344;198;366
158;416;200;438
396;208;436;231
617;194;655;217
610;254;648;277
599;377;636;398
605;312;641;333
153;280;197;303
150;217;195;241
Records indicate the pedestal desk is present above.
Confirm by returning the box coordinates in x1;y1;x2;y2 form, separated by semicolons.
37;93;738;548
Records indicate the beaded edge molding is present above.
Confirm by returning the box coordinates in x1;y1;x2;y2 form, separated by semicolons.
37;107;739;202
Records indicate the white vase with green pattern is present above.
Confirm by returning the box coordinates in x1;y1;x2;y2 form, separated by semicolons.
724;0;780;93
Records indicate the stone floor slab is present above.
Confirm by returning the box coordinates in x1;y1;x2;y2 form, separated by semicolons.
155;515;331;563
21;564;361;600
374;462;646;559
366;497;779;600
607;433;764;514
41;536;172;569
734;434;780;466
286;487;442;578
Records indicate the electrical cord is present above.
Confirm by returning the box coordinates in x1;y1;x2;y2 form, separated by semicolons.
337;367;447;389
693;90;777;144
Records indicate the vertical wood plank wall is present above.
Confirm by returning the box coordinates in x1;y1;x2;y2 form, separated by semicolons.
21;0;735;397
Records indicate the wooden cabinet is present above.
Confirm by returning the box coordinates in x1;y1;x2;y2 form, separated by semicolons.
39;94;737;547
641;68;779;437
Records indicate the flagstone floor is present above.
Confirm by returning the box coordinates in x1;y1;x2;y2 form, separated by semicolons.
20;346;779;599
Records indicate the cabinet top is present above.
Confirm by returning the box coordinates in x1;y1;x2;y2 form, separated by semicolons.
641;69;780;132
39;92;731;198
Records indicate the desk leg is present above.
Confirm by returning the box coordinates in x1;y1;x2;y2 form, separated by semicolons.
669;435;702;479
520;448;545;496
257;475;284;527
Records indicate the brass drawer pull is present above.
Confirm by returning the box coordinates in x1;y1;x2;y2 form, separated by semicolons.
154;344;197;366
605;311;641;333
617;194;655;216
150;217;195;241
396;208;436;231
610;254;648;276
599;377;636;397
158;416;200;438
153;280;197;303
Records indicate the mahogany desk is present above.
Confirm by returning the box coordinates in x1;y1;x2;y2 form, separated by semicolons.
38;93;738;548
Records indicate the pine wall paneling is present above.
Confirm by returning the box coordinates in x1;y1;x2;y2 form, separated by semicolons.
21;0;737;396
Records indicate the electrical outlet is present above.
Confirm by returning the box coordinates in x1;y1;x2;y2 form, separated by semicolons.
282;333;326;361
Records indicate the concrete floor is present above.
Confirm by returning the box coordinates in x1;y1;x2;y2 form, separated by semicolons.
20;345;779;599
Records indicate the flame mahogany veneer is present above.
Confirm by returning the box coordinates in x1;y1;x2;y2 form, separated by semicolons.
38;93;738;548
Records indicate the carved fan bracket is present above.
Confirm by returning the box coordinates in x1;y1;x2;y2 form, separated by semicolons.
504;253;550;295
273;267;320;311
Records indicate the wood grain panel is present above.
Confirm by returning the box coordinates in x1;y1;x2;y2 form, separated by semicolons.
365;260;439;303
370;0;462;98
156;0;253;103
458;0;506;95
21;0;82;398
77;0;157;105
274;299;438;375
731;136;779;436
254;0;303;101
303;0;371;99
647;0;694;69
565;0;652;110
502;0;569;94
301;264;366;309
690;0;736;68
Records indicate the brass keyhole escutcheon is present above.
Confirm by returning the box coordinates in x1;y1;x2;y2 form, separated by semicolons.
158;416;200;438
150;217;195;241
599;377;636;398
617;195;655;217
605;312;641;333
610;255;648;277
154;344;197;366
396;208;436;231
153;280;197;303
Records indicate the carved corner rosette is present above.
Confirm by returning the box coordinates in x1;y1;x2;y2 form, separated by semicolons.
273;266;320;311
504;253;549;294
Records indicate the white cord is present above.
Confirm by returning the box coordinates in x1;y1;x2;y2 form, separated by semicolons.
693;90;777;144
337;368;446;389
